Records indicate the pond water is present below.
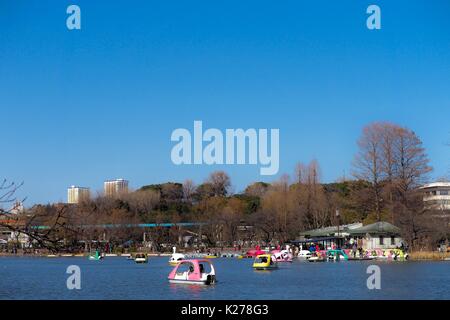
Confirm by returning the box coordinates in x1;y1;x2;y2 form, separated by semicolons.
0;257;449;300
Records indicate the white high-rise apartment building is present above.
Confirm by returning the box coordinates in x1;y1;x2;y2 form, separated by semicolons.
104;179;129;197
67;186;90;204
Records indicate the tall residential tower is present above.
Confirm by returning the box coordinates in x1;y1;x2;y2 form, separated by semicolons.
67;186;90;204
104;179;129;197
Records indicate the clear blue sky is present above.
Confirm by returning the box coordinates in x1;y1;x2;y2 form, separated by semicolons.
1;0;449;205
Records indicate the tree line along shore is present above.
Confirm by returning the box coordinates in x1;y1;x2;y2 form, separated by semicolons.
1;121;449;255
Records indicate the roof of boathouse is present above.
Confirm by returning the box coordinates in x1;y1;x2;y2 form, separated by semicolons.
299;221;401;238
347;221;401;236
299;222;362;238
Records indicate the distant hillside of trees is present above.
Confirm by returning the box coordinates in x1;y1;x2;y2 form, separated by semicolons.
2;121;448;252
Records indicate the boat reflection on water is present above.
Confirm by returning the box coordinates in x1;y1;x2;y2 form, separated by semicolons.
253;268;277;274
168;280;215;299
169;282;203;293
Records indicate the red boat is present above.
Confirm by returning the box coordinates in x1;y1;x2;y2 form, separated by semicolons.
246;246;267;258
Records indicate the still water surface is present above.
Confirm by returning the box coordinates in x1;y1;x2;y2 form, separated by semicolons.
0;257;449;300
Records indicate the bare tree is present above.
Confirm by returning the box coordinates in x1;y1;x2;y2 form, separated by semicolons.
0;179;74;252
0;179;25;207
0;179;73;252
389;126;432;249
182;179;196;203
256;174;303;243
391;126;432;197
218;197;245;245
295;162;307;184
352;122;435;249
123;189;160;218
206;171;231;197
244;182;269;198
293;160;330;229
352;123;385;220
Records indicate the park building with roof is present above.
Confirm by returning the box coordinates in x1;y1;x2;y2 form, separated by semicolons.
295;221;404;251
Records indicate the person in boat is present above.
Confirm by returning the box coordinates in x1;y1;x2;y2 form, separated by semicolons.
199;264;204;273
393;251;399;260
400;242;406;252
358;247;363;258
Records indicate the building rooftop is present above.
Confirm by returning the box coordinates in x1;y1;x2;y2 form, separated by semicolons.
348;221;401;235
300;221;401;238
299;223;362;237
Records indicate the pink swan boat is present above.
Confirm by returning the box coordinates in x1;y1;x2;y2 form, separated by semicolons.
168;259;216;285
271;249;293;262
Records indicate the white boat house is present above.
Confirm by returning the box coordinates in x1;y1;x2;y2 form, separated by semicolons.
295;221;405;250
347;222;404;250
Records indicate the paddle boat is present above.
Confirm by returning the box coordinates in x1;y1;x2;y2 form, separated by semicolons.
246;249;267;258
369;249;385;259
272;250;293;263
326;249;349;261
169;253;186;266
134;253;148;264
169;247;186;266
88;250;104;261
221;252;243;258
353;249;381;260
308;252;327;262
297;250;312;260
168;259;216;285
385;249;409;261
347;248;373;260
253;254;278;270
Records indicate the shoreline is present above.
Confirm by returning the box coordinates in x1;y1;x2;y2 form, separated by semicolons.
1;251;450;261
408;251;450;261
